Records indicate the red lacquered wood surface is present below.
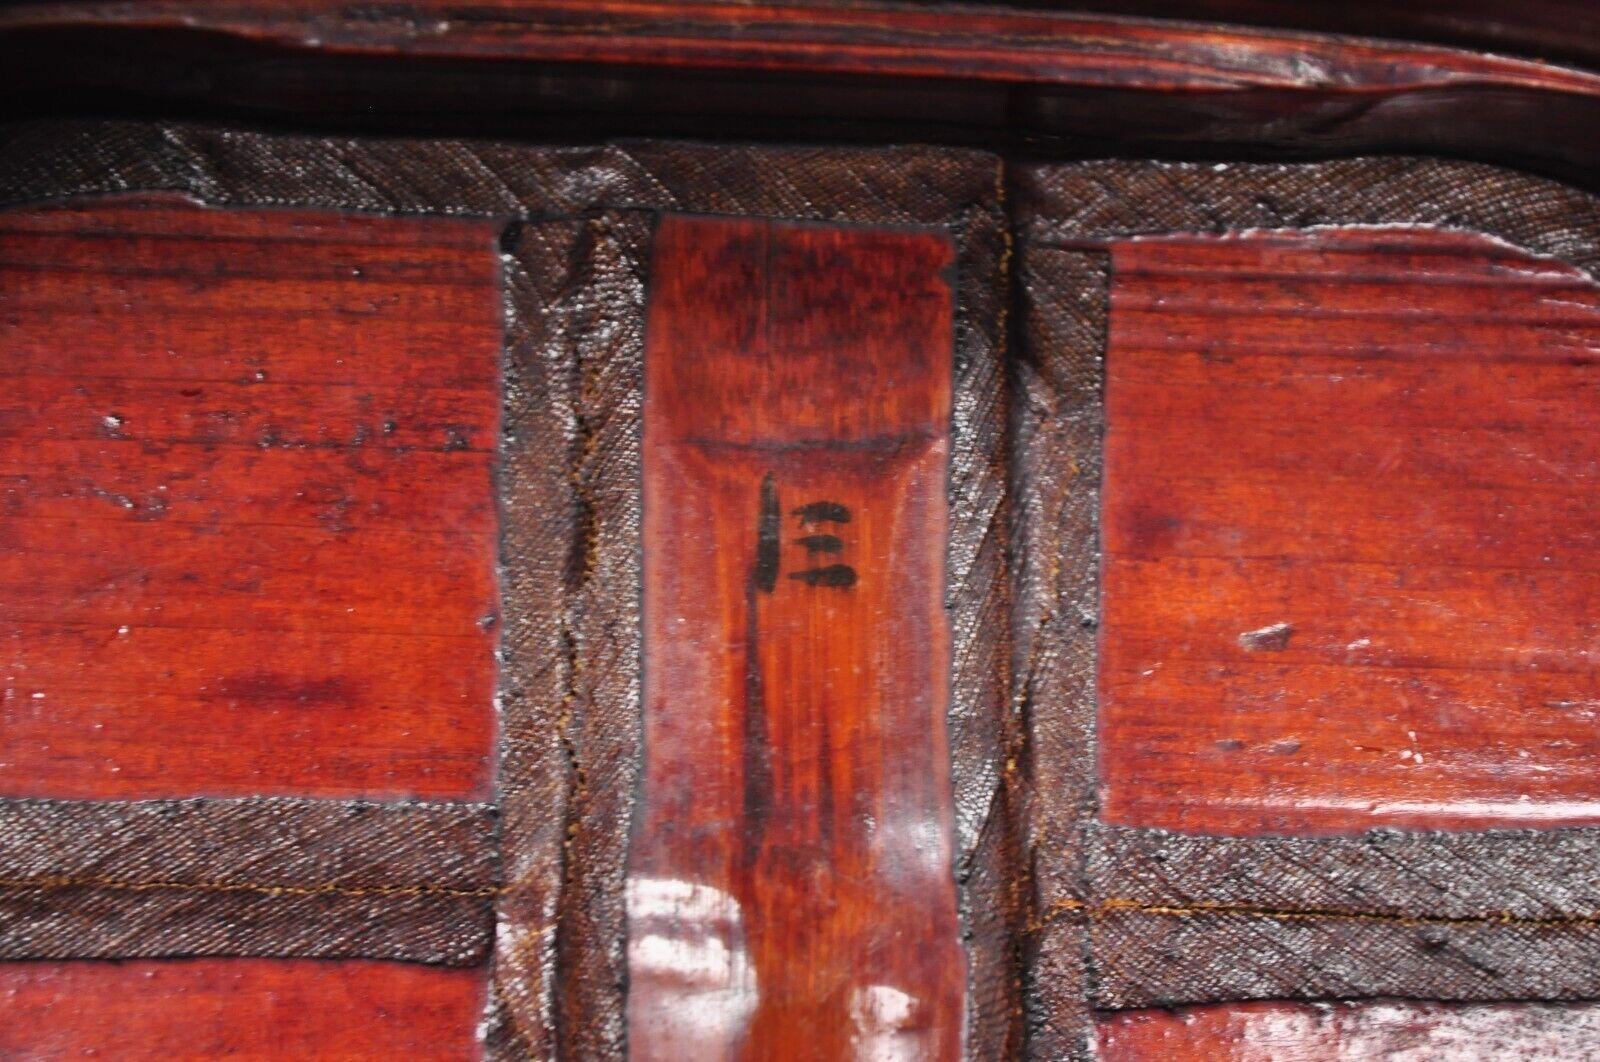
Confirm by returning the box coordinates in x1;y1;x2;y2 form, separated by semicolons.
1100;228;1600;834
8;6;1600;190
0;959;487;1060
0;199;502;800
1029;0;1600;70
8;0;1600;97
1097;1000;1600;1060
630;215;964;1059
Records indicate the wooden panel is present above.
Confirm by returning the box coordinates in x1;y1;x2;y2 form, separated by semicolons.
629;215;964;1058
0;959;486;1060
1097;1000;1600;1060
0;199;502;800
1100;228;1600;834
9;0;1600;97
9;5;1600;191
1009;1;1600;70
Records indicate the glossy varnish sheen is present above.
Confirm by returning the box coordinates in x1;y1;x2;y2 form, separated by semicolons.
9;3;1600;181
9;0;1600;95
630;215;964;1059
0;199;503;800
1100;228;1600;834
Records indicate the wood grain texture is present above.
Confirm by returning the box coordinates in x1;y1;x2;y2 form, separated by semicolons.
6;8;1599;187
629;215;964;1059
0;959;487;1060
0;198;502;801
482;146;1005;1058
6;0;1598;96
1099;228;1600;835
1027;0;1600;70
1097;999;1600;1060
0;122;1002;1058
1017;161;1600;1038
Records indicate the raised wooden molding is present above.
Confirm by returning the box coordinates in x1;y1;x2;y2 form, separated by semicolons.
5;1;1600;178
5;0;1598;95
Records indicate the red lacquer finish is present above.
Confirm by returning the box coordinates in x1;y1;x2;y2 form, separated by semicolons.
0;959;487;1060
7;0;1600;96
1097;1000;1600;1060
8;5;1600;186
0;199;503;800
1100;228;1600;834
630;215;965;1059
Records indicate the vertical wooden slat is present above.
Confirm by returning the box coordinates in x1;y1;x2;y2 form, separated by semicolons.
628;215;965;1059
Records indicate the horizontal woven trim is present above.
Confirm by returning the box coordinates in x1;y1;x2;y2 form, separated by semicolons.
0;797;496;965
0;120;997;226
1078;824;1600;1007
1015;157;1600;282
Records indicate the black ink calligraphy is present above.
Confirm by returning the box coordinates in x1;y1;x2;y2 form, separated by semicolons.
753;473;781;593
751;480;859;591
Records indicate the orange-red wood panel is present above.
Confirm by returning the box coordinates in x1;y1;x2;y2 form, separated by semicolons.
1097;1000;1600;1060
0;199;503;800
1099;228;1600;834
0;959;487;1060
9;0;1600;98
630;215;965;1059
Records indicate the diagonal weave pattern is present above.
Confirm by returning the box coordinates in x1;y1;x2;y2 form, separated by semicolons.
0;120;994;230
1017;157;1600;283
0;120;1014;1059
11;118;1600;1057
1086;824;1600;1007
1017;156;1600;1052
1012;244;1109;1060
488;150;1014;1060
0;799;496;963
492;212;651;1061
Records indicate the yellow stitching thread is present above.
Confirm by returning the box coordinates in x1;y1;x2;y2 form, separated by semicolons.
8;877;1598;931
0;875;499;900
